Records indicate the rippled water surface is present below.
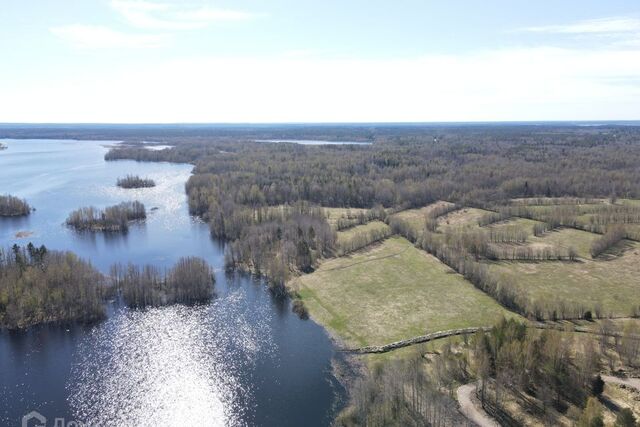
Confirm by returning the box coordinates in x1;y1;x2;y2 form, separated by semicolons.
0;139;344;426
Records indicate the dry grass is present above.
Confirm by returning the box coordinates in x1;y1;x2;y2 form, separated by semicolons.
437;207;492;232
487;241;640;316
291;236;517;347
389;201;456;235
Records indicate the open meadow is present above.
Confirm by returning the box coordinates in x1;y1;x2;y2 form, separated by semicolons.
292;236;517;347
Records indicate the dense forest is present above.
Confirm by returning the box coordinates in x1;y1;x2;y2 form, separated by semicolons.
116;174;156;189
0;244;105;329
101;125;640;291
66;201;146;232
110;257;215;308
0;194;31;216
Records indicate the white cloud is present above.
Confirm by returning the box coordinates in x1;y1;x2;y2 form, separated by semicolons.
522;17;640;34
51;25;168;49
110;0;257;30
3;46;640;122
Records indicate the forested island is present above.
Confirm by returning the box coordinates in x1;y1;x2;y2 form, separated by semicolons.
0;244;216;329
66;201;146;232
117;174;156;189
0;244;105;329
0;194;32;216
110;257;215;308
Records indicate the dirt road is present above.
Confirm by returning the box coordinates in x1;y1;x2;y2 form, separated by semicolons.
456;382;499;427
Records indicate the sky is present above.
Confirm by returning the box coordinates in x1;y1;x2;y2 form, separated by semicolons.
1;0;639;123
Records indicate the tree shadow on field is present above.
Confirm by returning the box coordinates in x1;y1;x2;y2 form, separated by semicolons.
597;240;635;261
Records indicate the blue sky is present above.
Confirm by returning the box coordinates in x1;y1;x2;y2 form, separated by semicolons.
1;0;639;122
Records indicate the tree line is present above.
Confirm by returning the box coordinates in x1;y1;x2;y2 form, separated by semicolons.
336;224;393;256
66;201;146;232
334;206;386;231
506;204;640;240
590;225;626;258
0;194;31;216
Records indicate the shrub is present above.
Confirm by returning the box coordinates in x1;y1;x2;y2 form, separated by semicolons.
292;299;309;319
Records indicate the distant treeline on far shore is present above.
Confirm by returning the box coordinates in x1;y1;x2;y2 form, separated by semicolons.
0;243;215;330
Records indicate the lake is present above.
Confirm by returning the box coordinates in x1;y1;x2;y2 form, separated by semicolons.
255;139;371;145
0;139;345;426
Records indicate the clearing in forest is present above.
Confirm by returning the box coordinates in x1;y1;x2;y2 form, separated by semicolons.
291;236;517;348
437;208;492;232
487;240;640;317
389;201;456;235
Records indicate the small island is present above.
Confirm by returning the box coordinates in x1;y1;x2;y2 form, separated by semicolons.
0;194;32;217
111;257;215;308
0;243;105;329
66;201;146;232
117;175;156;189
0;142;6;150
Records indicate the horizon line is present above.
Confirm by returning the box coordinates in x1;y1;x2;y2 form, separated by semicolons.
1;120;640;127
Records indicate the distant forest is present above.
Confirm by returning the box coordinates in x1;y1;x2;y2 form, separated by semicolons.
99;125;640;288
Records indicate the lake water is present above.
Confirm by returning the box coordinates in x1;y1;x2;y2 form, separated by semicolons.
255;139;371;145
0;139;345;426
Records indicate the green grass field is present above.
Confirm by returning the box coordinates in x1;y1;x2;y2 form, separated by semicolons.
487;241;640;316
529;228;601;258
486;217;540;232
292;236;517;347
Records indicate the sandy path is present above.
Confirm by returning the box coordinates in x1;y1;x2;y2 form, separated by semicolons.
602;375;640;391
457;382;499;427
